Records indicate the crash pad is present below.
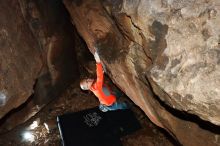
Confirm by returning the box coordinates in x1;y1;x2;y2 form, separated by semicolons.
57;107;141;146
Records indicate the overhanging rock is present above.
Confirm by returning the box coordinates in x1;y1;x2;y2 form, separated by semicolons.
64;0;220;145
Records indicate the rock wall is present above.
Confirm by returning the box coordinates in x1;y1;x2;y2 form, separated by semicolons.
0;0;79;133
64;0;220;145
0;0;42;120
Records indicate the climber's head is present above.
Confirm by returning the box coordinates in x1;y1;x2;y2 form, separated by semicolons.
80;78;94;90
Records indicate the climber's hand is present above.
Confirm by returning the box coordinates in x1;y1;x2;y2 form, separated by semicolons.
94;51;107;72
102;64;107;73
94;51;101;63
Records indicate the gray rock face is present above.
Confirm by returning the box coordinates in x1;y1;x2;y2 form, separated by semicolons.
103;0;220;125
148;0;220;125
110;0;220;125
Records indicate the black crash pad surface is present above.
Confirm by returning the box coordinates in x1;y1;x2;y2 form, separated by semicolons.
57;107;141;146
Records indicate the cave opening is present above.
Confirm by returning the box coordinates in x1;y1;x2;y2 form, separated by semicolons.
1;0;220;146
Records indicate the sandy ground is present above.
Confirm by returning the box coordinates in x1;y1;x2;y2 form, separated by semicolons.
0;82;178;146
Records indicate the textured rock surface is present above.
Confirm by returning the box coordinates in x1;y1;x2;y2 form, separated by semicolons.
64;0;220;145
0;0;79;133
0;0;42;119
148;0;220;125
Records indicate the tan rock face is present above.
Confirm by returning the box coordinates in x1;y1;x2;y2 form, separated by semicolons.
64;0;163;128
64;0;220;145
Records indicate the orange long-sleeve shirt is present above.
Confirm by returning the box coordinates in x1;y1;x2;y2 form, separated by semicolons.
90;63;116;106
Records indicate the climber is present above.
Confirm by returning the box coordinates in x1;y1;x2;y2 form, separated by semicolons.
80;51;128;112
